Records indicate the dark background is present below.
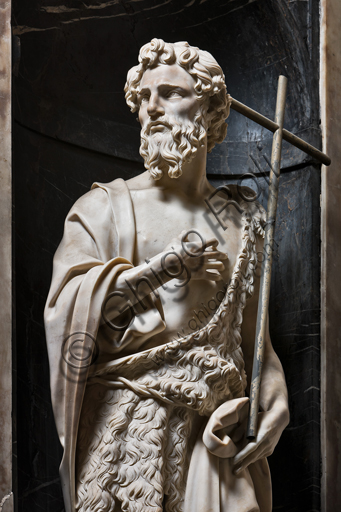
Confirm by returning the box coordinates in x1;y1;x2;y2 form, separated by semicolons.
12;0;321;510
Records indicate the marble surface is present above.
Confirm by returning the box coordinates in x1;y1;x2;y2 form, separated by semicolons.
321;0;341;510
43;41;290;511
0;0;13;511
12;1;322;510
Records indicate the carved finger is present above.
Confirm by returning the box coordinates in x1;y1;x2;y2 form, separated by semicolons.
205;261;225;271
233;444;268;475
204;238;219;249
204;251;228;261
232;440;258;468
205;269;223;281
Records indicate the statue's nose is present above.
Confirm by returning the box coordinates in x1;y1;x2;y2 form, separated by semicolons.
147;95;164;117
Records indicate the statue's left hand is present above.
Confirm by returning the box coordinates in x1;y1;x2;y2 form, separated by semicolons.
232;406;289;475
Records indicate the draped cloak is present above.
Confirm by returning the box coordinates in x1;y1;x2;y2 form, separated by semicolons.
44;178;271;512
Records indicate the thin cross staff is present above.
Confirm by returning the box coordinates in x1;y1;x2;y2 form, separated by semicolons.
228;76;330;438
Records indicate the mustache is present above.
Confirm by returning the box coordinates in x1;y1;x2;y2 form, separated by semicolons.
142;116;175;134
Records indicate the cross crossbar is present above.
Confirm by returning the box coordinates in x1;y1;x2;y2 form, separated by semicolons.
230;97;331;166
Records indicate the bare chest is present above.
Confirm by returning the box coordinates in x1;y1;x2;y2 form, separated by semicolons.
130;189;244;279
128;187;245;340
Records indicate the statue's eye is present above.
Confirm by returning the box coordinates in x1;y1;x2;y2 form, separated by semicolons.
166;90;183;99
139;94;149;103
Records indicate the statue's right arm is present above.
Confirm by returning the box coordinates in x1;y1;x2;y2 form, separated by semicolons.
113;233;227;312
46;187;226;328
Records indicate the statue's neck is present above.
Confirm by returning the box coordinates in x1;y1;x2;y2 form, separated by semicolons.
153;143;210;201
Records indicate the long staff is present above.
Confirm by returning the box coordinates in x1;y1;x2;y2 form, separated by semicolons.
246;76;288;438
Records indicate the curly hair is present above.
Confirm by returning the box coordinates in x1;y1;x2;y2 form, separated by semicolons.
124;38;232;153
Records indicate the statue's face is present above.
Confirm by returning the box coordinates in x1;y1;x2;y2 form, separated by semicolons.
137;64;200;128
137;63;206;180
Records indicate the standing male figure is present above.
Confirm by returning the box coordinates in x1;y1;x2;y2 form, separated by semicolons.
45;39;289;512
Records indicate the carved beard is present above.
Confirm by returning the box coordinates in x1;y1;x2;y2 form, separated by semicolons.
139;112;207;180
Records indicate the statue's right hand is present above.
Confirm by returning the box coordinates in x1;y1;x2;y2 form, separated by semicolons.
163;230;228;283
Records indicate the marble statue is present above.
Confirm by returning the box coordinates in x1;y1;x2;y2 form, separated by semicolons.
44;39;289;512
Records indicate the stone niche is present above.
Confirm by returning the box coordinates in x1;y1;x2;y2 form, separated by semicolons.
12;1;321;510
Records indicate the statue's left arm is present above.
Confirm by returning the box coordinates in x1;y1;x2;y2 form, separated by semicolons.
232;262;290;475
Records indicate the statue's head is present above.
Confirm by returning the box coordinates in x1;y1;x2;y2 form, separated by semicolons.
125;39;231;180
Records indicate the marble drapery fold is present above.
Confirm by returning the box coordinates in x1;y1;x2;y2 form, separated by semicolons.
44;179;166;512
185;398;271;512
